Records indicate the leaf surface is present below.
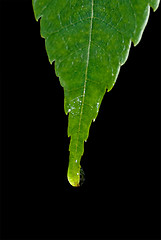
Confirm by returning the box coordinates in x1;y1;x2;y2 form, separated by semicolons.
32;0;160;186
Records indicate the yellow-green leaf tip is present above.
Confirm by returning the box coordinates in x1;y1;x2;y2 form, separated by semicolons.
67;170;80;187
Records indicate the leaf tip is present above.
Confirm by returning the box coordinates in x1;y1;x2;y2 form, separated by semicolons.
67;176;80;187
67;169;80;187
67;166;85;187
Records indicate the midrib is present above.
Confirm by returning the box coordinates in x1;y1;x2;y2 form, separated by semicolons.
75;0;94;155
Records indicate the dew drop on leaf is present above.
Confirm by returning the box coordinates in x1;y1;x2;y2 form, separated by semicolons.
80;168;85;186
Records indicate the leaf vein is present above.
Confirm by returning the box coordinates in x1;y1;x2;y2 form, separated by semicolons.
75;0;94;155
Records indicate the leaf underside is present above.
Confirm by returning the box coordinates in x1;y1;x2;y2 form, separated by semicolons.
32;0;160;187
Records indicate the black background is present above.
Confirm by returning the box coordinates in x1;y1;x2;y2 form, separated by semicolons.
0;1;161;240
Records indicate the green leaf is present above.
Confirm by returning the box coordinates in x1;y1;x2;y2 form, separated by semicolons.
32;0;160;187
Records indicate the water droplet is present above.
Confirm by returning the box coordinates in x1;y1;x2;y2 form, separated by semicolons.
93;118;95;122
75;159;77;163
80;168;85;186
68;109;71;113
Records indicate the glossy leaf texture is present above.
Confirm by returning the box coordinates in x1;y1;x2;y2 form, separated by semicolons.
32;0;160;187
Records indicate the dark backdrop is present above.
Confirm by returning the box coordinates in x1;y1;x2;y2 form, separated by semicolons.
0;1;161;239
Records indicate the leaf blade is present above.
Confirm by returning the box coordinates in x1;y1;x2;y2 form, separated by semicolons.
32;0;160;187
